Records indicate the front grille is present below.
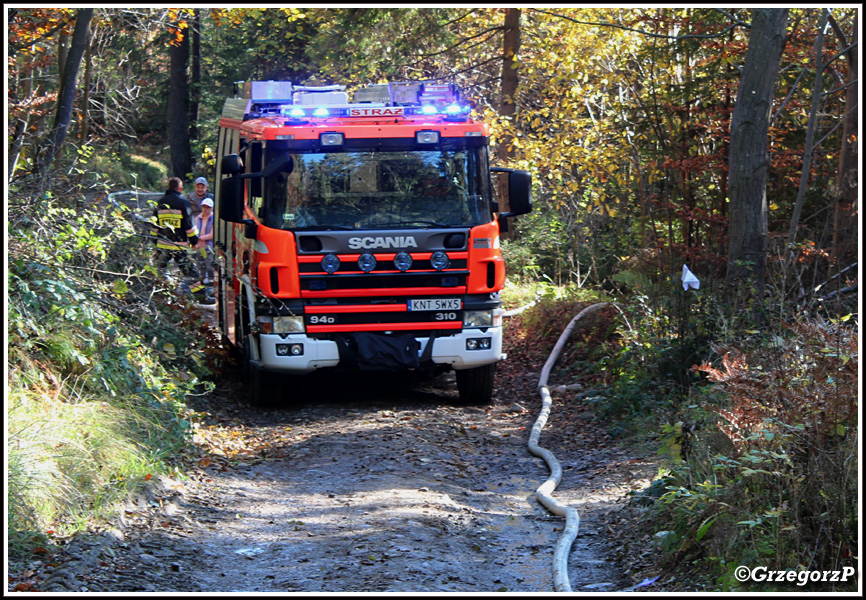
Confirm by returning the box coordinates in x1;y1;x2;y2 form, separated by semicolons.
301;272;467;291
299;257;468;273
299;251;467;332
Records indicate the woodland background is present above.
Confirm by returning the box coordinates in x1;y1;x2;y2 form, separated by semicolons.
6;7;860;592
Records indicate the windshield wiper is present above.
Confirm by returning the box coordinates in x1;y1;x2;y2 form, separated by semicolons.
292;224;354;231
374;220;453;228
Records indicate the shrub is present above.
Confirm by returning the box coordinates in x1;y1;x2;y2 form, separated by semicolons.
67;141;169;190
7;180;207;561
652;316;858;591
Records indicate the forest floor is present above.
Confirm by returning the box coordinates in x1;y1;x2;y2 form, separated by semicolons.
9;309;673;594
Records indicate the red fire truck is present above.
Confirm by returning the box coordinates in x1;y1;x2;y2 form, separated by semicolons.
214;81;531;405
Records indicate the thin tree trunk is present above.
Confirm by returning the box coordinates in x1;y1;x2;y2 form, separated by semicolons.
725;8;789;296
496;8;521;234
80;20;93;143
830;12;858;264
57;30;68;81
41;8;93;173
786;9;829;250
169;22;192;178
498;7;521;162
189;9;202;140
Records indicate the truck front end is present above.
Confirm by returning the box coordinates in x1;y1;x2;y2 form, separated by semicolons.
218;82;531;404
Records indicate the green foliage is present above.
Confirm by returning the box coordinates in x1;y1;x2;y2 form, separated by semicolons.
63;141;170;190
6;9;858;587
6;179;211;559
646;317;858;591
580;283;719;435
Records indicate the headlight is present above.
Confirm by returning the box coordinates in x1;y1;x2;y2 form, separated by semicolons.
394;251;413;272
276;343;304;356
430;251;450;271
466;338;492;351
273;316;305;333
321;253;340;274
416;130;440;143
358;253;377;273
463;310;494;328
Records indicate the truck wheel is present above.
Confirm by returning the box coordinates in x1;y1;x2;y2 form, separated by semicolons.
455;363;496;405
247;362;276;408
244;335;280;408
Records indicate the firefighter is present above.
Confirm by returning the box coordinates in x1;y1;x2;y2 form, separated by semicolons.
150;177;213;304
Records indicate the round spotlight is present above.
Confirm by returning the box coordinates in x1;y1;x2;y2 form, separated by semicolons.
430;251;450;271
358;253;377;273
393;251;413;272
321;254;340;274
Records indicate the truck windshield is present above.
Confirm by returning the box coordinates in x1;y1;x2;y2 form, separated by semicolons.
262;148;491;230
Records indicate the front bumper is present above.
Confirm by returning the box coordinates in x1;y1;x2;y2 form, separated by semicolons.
256;327;503;374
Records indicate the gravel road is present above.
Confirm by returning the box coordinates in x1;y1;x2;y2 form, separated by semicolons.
17;306;662;594
23;366;658;594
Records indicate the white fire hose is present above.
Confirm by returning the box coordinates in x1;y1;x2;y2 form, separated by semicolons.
522;301;610;592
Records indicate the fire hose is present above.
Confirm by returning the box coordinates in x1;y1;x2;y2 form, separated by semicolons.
509;301;611;592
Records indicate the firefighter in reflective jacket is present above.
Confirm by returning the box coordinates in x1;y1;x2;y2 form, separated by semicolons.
151;177;212;303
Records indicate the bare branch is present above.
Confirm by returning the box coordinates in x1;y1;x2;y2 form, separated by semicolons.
411;25;506;62
827;12;849;48
530;8;749;41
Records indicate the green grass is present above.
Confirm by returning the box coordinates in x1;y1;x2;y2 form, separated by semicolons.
7;179;206;562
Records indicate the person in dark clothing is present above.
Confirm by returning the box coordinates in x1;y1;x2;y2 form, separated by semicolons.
151;177;213;304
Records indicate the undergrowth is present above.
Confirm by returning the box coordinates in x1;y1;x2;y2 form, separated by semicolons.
506;271;858;592
651;316;858;591
6;175;214;560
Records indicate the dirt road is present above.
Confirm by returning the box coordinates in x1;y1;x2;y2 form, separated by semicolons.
25;363;659;593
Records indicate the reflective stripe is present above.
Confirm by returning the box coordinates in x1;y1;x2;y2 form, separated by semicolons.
156;241;189;250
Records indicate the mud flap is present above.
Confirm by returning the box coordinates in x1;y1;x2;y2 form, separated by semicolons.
336;332;420;371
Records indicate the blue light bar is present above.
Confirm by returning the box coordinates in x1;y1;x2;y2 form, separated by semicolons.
313;107;330;118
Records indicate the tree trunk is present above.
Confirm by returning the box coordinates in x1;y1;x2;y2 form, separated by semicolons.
786;9;829;250
725;8;788;296
831;12;858;264
189;9;202;140
169;23;192;178
496;8;521;235
80;20;94;143
41;8;93;173
498;7;521;163
57;30;68;81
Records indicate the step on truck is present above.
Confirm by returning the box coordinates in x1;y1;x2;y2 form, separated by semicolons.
214;80;531;405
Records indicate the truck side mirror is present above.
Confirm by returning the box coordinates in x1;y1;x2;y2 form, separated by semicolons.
505;169;532;216
219;176;245;222
222;154;243;175
491;167;533;218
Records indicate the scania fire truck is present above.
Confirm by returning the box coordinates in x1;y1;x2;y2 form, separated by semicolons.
214;80;531;405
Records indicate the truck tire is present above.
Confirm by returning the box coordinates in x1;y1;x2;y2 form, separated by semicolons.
455;363;496;405
248;362;275;408
244;335;276;407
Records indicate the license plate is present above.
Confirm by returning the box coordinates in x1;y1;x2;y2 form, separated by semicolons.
408;298;462;311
